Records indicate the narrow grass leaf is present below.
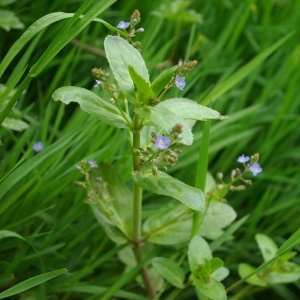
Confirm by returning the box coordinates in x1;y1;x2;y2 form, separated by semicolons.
277;227;300;255
201;32;294;105
0;230;25;241
0;269;67;299
0;13;73;78
29;0;117;77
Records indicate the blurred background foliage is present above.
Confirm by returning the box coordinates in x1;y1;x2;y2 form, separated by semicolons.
0;0;299;299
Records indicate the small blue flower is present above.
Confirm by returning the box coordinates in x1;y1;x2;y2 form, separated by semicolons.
94;80;102;88
117;21;130;29
33;141;44;152
88;159;99;168
249;162;262;176
237;155;250;163
155;135;171;150
175;75;186;90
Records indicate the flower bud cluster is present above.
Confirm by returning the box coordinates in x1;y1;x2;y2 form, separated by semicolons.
75;160;114;218
176;59;198;78
134;124;184;176
172;59;197;90
116;10;144;48
91;68;119;102
207;153;262;202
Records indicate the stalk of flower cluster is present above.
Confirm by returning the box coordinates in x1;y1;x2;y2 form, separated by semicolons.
131;112;156;297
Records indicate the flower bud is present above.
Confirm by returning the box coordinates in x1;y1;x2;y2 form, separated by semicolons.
152;166;158;176
236;185;246;191
250;153;259;164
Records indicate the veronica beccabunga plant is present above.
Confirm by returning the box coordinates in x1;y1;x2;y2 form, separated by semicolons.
51;10;281;300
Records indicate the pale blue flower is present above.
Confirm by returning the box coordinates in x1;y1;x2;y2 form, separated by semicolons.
33;141;44;152
237;155;250;163
117;21;130;29
155;136;171;150
249;162;262;176
175;75;186;90
94;80;102;88
88;159;99;168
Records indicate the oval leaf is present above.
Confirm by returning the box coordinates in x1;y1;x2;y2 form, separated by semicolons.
52;86;131;128
88;163;133;240
135;106;193;145
188;236;212;275
199;202;237;237
255;233;278;262
238;263;268;287
132;170;205;211
152;257;185;289
143;204;191;245
193;275;227;300
158;98;226;121
104;35;149;102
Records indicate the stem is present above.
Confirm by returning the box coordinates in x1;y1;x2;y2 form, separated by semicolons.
132;182;142;242
131;112;156;297
132;112;142;243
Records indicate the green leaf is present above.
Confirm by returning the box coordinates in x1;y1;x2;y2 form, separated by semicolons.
128;65;154;104
209;258;224;274
192;275;227;300
90;205;128;244
158;98;225;121
143;204;191;245
0;12;73;78
0;269;68;299
211;267;229;282
135;106;193;145
265;265;300;285
151;65;177;96
29;0;117;77
188;236;212;275
188;236;228;300
0;230;25;241
152;257;185;289
199;202;237;237
2;117;28;131
87;163;133;241
132;170;205;211
201;32;294;105
0;0;17;6
238;263;268;287
104;35;149;102
0;9;24;31
52;86;131;129
277;227;300;256
255;233;278;262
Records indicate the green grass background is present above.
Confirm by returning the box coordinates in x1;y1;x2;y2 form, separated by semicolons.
0;0;299;299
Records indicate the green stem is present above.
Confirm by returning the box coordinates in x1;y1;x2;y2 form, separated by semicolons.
132;112;142;243
192;120;211;237
132;182;142;243
131;112;156;297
